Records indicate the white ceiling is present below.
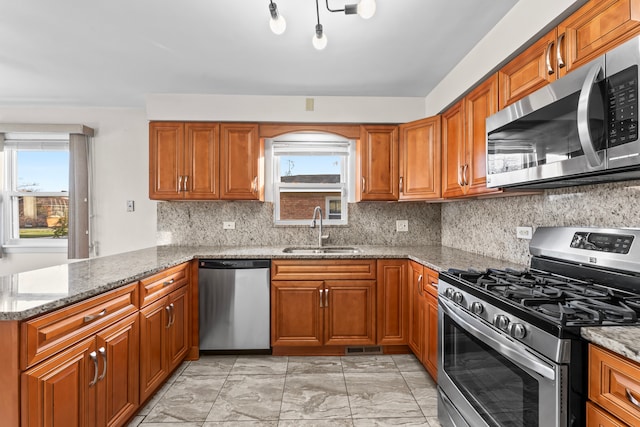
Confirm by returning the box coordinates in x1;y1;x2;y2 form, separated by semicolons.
0;0;520;108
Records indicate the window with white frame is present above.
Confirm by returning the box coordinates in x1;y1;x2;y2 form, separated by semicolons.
265;134;355;225
2;133;70;250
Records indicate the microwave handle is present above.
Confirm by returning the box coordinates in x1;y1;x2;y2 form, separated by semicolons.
577;63;605;169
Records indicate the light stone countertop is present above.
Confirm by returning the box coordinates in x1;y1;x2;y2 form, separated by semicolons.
581;326;640;364
0;244;526;321
3;243;638;361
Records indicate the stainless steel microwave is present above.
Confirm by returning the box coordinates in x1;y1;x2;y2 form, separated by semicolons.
486;36;640;189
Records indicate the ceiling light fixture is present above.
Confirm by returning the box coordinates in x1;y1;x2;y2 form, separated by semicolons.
267;0;376;50
269;0;286;35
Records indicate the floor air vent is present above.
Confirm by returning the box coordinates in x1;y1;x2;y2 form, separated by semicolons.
345;346;382;355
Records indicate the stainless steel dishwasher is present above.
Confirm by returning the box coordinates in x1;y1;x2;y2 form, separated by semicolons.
198;259;271;351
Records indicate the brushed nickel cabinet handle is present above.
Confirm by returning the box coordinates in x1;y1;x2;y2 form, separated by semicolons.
98;347;107;381
457;166;464;187
399;176;403;194
361;177;366;193
325;288;329;307
84;308;107;323
430;281;438;289
417;274;424;296
169;303;175;327
178;176;183;193
627;388;640;408
163;278;175;287
252;176;258;193
183;175;189;191
319;289;324;308
89;351;99;387
545;41;555;75
165;306;172;328
463;164;469;186
557;33;565;69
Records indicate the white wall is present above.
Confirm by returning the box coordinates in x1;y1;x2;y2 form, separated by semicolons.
0;107;157;275
424;0;584;115
146;94;426;123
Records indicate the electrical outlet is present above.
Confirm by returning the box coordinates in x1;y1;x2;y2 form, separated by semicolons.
223;221;236;230
126;200;135;212
516;226;533;240
396;220;408;232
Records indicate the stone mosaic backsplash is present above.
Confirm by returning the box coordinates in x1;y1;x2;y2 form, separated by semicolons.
157;201;442;247
441;180;640;265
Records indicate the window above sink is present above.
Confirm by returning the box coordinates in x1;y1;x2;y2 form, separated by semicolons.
264;133;356;226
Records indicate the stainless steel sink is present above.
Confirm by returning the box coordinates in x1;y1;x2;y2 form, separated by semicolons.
282;246;361;254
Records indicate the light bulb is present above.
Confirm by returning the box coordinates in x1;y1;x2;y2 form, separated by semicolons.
270;15;286;35
269;2;286;35
357;0;376;19
312;31;328;50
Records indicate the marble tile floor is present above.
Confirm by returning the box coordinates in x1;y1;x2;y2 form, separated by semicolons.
127;354;442;427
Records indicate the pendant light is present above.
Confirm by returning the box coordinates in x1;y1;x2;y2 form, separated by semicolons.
312;0;328;50
269;0;286;35
266;0;376;49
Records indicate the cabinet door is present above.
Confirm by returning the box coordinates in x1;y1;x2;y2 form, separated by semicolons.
359;125;399;201
149;122;185;200
399;116;441;200
22;337;96;427
465;74;501;196
376;260;409;345
167;285;190;371
498;29;558;109
184;122;219;200
424;294;438;382
408;261;423;356
324;280;376;346
271;281;324;346
558;0;640;78
441;100;466;198
95;313;139;427
139;297;169;402
220;123;261;200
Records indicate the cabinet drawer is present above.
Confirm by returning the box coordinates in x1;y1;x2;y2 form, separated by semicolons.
587;401;626;427
21;282;138;369
139;262;190;307
423;268;439;298
271;260;376;280
589;344;640;426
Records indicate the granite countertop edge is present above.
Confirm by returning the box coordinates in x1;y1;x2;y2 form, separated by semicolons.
581;326;640;364
0;244;524;321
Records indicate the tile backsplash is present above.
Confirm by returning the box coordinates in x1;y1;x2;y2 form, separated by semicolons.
441;180;640;265
157;201;442;247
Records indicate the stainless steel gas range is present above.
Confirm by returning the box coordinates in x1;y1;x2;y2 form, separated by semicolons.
437;226;640;427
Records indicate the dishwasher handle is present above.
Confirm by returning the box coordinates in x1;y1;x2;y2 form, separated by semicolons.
199;259;271;269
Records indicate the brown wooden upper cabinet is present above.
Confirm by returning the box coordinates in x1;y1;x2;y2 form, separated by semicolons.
399;116;442;200
149;121;262;201
219;123;262;200
500;0;640;109
358;125;399;201
442;75;500;198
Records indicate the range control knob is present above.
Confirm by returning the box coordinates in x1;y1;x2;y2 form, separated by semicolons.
494;314;510;331
445;288;454;299
471;301;484;315
453;292;464;305
509;323;527;339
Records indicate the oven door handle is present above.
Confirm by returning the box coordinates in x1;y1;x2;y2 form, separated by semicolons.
440;298;556;381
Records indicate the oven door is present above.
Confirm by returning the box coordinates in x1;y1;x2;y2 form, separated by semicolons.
438;297;568;427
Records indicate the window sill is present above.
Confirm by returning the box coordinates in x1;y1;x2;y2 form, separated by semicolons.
2;243;67;254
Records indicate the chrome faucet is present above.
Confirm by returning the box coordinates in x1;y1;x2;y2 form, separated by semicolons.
310;206;329;247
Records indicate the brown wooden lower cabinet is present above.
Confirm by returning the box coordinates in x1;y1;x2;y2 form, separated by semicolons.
21;312;140;427
408;260;439;381
140;284;190;402
376;260;409;345
271;279;376;348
